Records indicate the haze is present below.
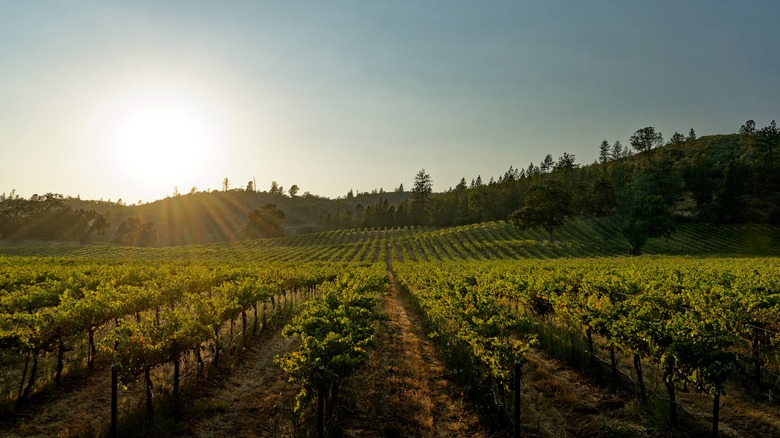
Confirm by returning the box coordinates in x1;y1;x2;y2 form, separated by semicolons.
1;1;778;203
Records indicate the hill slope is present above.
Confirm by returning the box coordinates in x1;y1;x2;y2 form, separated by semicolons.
66;190;412;246
3;219;779;261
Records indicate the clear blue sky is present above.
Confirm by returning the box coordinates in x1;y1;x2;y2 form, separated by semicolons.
1;1;778;202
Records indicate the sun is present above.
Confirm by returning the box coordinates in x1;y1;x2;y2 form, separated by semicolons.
100;84;225;197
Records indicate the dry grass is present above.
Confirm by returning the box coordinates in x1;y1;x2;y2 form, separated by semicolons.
675;384;780;438
177;316;303;438
519;349;652;437
0;300;300;438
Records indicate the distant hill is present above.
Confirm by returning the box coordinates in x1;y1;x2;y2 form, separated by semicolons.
5;123;779;248
66;190;412;246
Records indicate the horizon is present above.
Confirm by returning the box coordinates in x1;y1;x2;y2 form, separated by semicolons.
0;130;743;205
2;1;778;203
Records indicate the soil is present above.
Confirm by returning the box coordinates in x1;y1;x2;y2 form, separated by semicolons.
334;265;488;437
3;262;780;437
176;257;492;437
0;359;140;438
179;324;302;437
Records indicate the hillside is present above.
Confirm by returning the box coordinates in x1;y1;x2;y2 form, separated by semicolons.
81;132;747;247
65;190;413;246
2;218;779;261
5;127;779;247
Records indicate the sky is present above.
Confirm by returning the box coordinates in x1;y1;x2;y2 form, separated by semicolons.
1;1;778;203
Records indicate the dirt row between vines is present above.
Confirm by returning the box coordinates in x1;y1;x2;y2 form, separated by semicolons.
334;267;486;437
185;279;780;437
0;360;119;438
178;324;301;437
175;267;492;437
0;284;637;438
7;267;780;437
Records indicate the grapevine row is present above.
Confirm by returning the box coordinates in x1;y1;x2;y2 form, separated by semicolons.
0;257;343;403
394;257;780;434
275;265;386;428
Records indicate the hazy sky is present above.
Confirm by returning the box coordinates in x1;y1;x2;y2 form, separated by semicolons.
1;1;778;202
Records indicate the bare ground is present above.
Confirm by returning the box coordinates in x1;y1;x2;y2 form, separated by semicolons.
0;359;143;438
179;324;303;437
334;263;648;438
335;268;488;437
520;349;645;437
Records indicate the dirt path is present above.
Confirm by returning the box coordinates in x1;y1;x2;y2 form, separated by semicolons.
179;322;302;437
677;383;780;437
333;254;487;437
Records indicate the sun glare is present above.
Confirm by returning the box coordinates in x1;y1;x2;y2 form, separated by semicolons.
96;84;225;198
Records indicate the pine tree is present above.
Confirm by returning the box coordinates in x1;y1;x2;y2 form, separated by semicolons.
599;139;611;163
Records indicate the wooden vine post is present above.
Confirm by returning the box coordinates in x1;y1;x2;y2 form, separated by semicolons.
317;365;325;438
111;364;118;438
514;359;522;438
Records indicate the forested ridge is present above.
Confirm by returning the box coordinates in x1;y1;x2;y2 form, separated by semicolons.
1;121;778;248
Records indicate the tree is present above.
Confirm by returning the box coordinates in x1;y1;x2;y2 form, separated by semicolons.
289;184;300;197
269;181;283;196
599;139;611;163
540;154;554;173
246;180;254;192
395;183;404;193
509;181;572;240
611;140;625;161
526;162;539;178
554;152;578;172
114;217;157;247
222;178;230;191
240;204;286;239
411;169;433;225
686;128;697;142
739;120;756;147
621;195;675;255
711;159;746;223
667;131;685;148
755;120;779;193
629;127;663;153
687;151;715;218
590;178;616;217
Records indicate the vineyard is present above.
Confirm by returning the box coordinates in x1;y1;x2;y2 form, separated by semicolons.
1;221;780;436
2;218;780;262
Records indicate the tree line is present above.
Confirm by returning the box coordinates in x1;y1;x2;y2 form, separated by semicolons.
0;192;108;242
3;120;777;249
324;121;779;254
